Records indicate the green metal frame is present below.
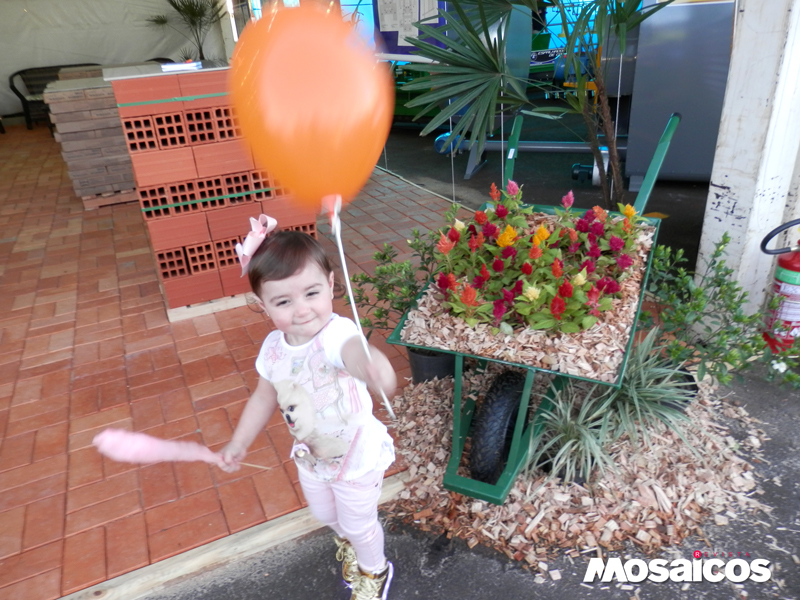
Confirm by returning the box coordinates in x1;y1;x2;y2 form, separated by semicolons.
385;114;680;505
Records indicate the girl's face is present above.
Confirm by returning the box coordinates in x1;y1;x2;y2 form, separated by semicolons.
258;261;335;346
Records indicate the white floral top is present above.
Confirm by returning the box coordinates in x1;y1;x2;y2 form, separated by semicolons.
255;314;395;482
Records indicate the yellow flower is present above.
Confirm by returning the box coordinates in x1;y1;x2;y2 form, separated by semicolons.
622;204;636;220
454;219;466;232
573;269;587;286
496;225;517;248
523;285;541;301
535;224;551;241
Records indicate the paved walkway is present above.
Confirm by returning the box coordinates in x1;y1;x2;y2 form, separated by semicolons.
0;125;464;599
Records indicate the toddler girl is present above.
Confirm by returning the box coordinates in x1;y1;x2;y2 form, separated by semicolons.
219;215;397;600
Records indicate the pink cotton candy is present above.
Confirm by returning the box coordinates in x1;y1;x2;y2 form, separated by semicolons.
93;428;223;467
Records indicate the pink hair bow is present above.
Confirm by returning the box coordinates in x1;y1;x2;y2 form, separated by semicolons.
235;214;277;276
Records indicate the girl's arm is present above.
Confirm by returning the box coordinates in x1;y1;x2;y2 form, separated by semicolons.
218;376;278;472
341;336;397;399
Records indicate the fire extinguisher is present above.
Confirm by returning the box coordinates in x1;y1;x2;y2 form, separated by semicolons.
761;218;800;351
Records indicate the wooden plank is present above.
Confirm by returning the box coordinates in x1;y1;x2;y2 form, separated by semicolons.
81;189;138;210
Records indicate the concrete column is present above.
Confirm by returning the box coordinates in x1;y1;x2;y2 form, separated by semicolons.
218;0;238;61
697;0;800;313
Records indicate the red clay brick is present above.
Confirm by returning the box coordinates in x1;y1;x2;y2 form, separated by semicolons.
0;455;67;491
5;408;69;437
22;494;65;550
130;397;165;431
252;466;301;520
67;447;104;490
0;473;66;513
0;506;24;560
0;432;35;472
69;405;130;435
32;422;68;462
218;477;264;533
147;510;228;562
64;490;141;536
193;387;250;413
142;415;199;442
140;462;178;509
0;567;60;600
105;513;148;579
161;388;194;423
145;488;220;535
129;376;186;402
61;527;106;595
182;359;213;387
128;364;183;391
0;541;62;589
66;470;139;514
189;373;246;402
196;408;232;446
173;461;214;497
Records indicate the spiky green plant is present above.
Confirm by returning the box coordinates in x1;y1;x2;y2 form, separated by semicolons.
526;379;615;483
598;327;696;447
147;0;226;61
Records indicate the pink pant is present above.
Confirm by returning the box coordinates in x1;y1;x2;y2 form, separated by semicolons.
298;467;386;573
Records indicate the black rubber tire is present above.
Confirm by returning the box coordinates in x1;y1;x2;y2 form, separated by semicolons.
469;371;528;484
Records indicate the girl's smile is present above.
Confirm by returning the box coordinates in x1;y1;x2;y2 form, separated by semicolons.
258;262;335;346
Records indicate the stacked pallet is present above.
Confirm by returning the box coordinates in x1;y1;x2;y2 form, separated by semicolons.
58;65;104;81
109;68;317;309
44;77;136;210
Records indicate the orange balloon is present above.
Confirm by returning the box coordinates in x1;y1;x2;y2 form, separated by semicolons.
229;5;395;209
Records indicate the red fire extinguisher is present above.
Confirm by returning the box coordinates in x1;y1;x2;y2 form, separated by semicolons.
761;218;800;351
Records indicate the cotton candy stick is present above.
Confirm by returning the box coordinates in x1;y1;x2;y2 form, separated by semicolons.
93;428;224;467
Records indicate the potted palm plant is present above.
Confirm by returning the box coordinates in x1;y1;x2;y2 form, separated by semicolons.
147;0;227;62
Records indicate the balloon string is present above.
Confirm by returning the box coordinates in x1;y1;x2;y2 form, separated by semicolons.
329;197;397;421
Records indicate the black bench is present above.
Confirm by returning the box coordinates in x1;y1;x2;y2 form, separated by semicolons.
9;64;100;130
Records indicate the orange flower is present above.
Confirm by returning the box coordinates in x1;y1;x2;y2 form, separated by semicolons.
489;183;501;202
568;228;578;243
460;285;479;308
447;273;457;290
474;210;488;225
623;218;632;234
468;232;485;252
592;206;608;223
551;258;563;278
437;232;455;255
529;245;542;260
496;225;517;248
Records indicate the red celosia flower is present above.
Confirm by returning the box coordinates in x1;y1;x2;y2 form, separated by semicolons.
529;245;543;260
448;228;460;243
502;288;515;304
561;190;574;209
492;257;504;273
437;272;450;291
472;274;486;289
475;210;488;225
447;273;457;290
493;299;507;323
551;295;566;320
590;221;605;237
587;285;600;306
576;219;590;233
501;246;517;260
588;233;597;245
559;281;574;298
437;232;455;255
616;253;633;270
467;224;477;236
512;279;524;297
609;236;624;253
551;258;563;278
568;242;580;253
495;204;509;219
580;259;596;274
482;222;499;239
584;209;596;223
597;277;620;294
468;232;485;252
588;244;602;259
460;285;478;308
521;262;533;275
489;183;501;203
480;264;490;280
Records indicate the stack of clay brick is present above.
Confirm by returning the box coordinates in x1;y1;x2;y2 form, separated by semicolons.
44;76;136;210
110;68;316;310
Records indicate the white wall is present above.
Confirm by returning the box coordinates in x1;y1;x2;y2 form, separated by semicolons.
0;0;225;117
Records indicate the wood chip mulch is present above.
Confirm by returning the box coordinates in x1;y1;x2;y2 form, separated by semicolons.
400;215;656;384
384;366;770;571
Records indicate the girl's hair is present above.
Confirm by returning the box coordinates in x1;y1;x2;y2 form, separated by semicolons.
247;230;334;296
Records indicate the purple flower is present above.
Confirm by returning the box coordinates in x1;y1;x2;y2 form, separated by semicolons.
568;242;580;253
467;224;477;236
482;222;499;239
584;210;596;223
616;253;633;270
501;246;517;260
590;221;605;237
576;218;590;233
495;204;509;218
512;279;524;297
472;275;486;289
502;288;515;304
609;236;625;253
580;259;596;274
493;299;507;323
597;277;621;294
588;233;597;245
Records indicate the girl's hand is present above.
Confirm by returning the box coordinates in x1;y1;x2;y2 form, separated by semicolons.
362;347;397;398
218;441;247;473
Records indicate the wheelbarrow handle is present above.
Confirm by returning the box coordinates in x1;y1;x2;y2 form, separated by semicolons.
761;217;800;255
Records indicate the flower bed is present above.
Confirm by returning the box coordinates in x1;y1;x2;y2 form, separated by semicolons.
398;184;657;383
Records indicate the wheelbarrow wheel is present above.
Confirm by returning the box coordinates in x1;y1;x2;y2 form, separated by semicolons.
470;371;527;484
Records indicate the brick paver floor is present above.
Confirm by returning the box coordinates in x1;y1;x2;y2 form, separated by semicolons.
0;125;465;599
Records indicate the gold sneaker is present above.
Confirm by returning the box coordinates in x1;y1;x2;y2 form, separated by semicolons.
350;562;394;600
334;536;360;585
